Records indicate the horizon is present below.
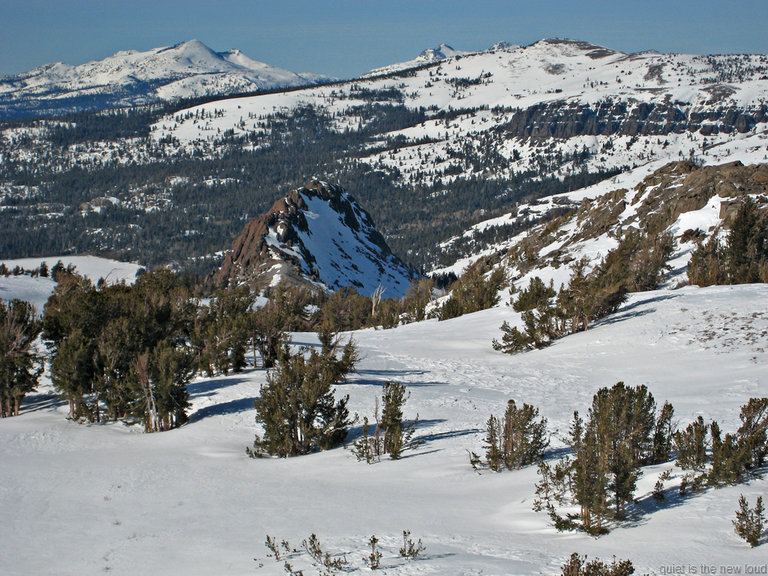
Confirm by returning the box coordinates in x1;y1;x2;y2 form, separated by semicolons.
1;0;767;79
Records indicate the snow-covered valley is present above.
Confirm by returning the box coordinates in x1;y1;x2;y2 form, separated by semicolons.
2;283;767;575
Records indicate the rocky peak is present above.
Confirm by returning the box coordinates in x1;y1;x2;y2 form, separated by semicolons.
215;179;414;297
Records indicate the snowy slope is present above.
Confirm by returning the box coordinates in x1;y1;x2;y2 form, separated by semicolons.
1;284;766;575
433;133;768;289
0;39;330;117
152;38;768;182
0;256;143;310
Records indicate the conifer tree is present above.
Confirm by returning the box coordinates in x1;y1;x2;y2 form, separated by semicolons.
708;421;748;486
250;340;354;457
734;494;765;548
674;416;709;472
502;399;550;469
653;401;675;463
381;381;418;459
484;414;504;471
0;299;42;417
543;384;673;531
737;397;768;469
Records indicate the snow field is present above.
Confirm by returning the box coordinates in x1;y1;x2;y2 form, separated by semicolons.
2;284;767;575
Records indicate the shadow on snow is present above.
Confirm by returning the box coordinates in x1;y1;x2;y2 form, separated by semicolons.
352;368;443;388
188;396;257;423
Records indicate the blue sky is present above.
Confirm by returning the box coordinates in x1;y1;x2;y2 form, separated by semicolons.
1;0;767;78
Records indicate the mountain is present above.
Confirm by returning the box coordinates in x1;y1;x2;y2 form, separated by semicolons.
435;159;768;293
362;42;470;77
215;178;414;297
0;39;332;118
2;38;768;276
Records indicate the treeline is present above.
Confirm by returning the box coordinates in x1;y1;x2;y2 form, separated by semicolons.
688;197;768;285
1;264;449;426
493;229;674;353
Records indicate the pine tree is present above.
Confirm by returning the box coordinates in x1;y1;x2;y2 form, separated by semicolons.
0;299;42;417
674;416;709;472
733;494;765;547
653;401;675;463
502;399;549;469
708;421;749;485
737;397;768;469
484;414;504;471
380;381;417;459
250;342;354;457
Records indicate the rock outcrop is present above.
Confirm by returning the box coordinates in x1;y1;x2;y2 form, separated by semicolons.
216;179;414;297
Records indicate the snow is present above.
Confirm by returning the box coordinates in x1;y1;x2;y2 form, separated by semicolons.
148;39;768;193
0;39;326;115
0;256;142;285
0;256;144;311
0;274;56;312
293;191;412;297
2;284;767;575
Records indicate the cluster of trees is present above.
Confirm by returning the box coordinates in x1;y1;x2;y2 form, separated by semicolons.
673;397;768;491
436;259;505;321
0;299;42;417
470;399;549;471
43;269;196;431
534;383;675;534
559;553;635;576
494;230;673;353
688;197;768;285
37;270;331;432
533;387;768;536
0;261;50;278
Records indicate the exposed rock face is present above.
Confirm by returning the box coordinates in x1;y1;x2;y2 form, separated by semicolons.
216;179;414;297
498;101;768;139
518;161;768;275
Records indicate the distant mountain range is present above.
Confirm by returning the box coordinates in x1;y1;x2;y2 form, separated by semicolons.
0;39;333;118
1;37;767;283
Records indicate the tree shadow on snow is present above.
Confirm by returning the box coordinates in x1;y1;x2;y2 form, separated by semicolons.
20;391;67;413
352;368;443;388
620;483;701;530
413;418;483;445
188;396;257;423
187;374;254;398
593;293;678;328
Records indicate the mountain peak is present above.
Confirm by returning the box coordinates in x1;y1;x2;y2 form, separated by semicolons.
418;43;463;61
0;39;330;118
215;180;414;297
529;37;621;58
362;43;468;78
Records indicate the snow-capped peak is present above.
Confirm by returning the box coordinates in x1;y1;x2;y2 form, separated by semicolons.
417;43;463;61
0;39;331;118
362;43;471;78
216;179;415;297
